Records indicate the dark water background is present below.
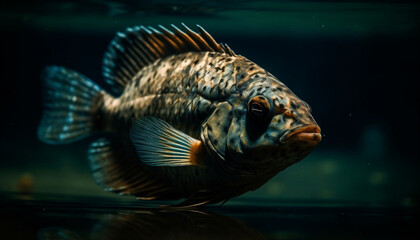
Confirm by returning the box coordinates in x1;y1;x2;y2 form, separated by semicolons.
0;0;419;239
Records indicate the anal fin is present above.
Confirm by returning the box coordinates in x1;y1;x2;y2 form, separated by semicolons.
88;137;179;200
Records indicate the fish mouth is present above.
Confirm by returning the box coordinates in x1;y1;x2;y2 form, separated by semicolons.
280;125;322;143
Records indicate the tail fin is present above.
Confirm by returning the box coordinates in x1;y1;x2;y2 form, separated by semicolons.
38;66;103;144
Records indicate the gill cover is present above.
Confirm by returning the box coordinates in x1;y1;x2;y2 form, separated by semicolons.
200;97;274;165
225;94;278;165
201;102;234;161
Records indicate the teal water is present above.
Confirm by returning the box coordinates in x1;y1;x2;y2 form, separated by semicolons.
0;0;419;239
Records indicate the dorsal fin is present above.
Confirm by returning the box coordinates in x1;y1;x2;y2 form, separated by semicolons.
103;23;236;96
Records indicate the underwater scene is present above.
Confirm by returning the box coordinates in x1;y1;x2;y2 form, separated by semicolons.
1;0;419;239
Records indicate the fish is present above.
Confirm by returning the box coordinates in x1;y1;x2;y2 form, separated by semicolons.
38;23;321;206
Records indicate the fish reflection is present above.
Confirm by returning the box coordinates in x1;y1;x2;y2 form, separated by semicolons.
38;209;265;240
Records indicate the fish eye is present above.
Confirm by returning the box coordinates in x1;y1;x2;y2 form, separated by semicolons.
248;96;273;121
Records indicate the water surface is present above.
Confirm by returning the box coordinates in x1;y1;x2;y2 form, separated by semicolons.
0;193;417;239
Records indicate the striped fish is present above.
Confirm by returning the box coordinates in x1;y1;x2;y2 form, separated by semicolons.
38;24;321;206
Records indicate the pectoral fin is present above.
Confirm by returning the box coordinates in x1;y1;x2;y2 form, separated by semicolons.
129;117;206;167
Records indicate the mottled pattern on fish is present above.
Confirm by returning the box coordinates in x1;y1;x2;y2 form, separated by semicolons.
38;24;321;206
103;52;260;137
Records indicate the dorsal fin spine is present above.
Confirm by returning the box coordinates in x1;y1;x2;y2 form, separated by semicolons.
197;25;222;52
185;25;203;49
182;23;215;52
113;71;127;87
165;25;189;51
145;33;166;58
130;39;151;65
145;28;166;56
128;27;146;55
145;38;163;58
111;40;135;79
138;27;162;59
157;25;181;51
171;24;200;51
134;37;154;63
115;38;139;75
126;45;144;68
125;28;150;62
116;32;143;68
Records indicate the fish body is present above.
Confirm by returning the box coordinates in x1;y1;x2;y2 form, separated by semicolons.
38;24;321;206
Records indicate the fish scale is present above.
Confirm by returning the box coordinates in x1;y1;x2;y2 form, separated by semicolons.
103;51;256;135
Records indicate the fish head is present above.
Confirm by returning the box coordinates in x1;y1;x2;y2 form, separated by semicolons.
202;74;321;173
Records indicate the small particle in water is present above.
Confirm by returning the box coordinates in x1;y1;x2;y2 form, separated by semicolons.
321;24;325;28
349;113;352;117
